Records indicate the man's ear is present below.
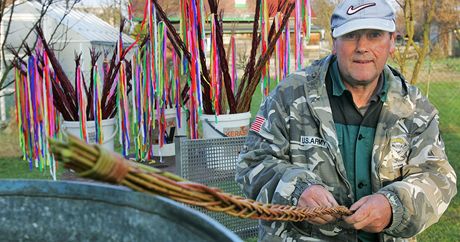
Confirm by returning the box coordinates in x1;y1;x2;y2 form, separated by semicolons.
389;32;396;54
332;38;337;55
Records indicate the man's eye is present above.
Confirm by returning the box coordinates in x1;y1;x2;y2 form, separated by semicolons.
368;31;383;39
343;33;357;40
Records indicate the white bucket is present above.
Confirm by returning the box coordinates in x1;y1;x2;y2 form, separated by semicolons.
200;112;251;139
61;118;118;151
152;108;186;156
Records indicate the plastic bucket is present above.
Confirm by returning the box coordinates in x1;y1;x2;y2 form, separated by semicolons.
0;180;242;242
200;112;251;139
62;118;117;151
153;108;186;156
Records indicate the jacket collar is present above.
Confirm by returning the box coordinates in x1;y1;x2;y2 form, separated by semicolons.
303;54;415;154
305;55;413;118
382;65;414;118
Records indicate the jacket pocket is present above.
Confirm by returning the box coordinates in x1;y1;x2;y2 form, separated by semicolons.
290;221;313;236
291;222;352;241
379;131;410;183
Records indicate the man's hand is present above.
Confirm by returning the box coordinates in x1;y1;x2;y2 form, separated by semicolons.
343;193;392;232
298;185;340;225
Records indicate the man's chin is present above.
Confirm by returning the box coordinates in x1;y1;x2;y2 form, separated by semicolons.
348;78;374;87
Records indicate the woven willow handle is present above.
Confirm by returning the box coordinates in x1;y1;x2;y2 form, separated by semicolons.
50;136;352;222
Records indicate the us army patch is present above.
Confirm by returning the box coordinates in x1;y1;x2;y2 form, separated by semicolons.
300;136;327;148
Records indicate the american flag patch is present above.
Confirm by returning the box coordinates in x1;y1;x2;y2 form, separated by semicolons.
250;115;265;133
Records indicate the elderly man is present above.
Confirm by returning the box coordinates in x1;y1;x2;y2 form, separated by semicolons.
236;0;457;241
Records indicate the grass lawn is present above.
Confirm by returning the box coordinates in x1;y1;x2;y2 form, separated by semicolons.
413;78;460;241
416;130;460;241
0;157;62;179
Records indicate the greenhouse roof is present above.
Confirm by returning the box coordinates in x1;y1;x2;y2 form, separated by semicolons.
22;1;135;45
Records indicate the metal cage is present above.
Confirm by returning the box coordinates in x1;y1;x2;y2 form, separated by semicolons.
175;136;258;239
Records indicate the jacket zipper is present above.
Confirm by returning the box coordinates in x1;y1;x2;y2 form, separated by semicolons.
376;129;391;189
309;101;354;199
325;140;354;201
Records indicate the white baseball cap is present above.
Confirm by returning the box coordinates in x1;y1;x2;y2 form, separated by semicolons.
331;0;396;38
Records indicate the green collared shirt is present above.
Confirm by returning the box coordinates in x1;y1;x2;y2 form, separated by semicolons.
326;59;389;242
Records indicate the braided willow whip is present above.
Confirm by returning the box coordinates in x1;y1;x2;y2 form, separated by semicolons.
49;136;352;222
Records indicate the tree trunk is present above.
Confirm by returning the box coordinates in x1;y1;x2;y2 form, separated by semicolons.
410;0;435;84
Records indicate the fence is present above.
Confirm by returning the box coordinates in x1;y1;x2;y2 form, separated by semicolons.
398;57;460;126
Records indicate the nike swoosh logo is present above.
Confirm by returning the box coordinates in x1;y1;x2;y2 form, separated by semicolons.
346;3;376;15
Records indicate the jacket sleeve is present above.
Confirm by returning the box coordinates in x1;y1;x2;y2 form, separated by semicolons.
379;95;457;238
235;90;324;206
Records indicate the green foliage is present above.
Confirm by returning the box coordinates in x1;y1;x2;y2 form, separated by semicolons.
244;237;258;242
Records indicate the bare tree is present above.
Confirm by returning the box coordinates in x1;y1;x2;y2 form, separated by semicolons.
0;0;80;93
311;0;340;49
393;0;436;84
92;0;123;27
433;0;459;56
90;0;180;30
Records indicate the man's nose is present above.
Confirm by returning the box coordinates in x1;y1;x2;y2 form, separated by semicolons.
355;35;369;53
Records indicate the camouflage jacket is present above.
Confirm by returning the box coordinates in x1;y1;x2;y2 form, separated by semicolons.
236;55;457;242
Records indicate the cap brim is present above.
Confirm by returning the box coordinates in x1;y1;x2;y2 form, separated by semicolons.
332;18;395;38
